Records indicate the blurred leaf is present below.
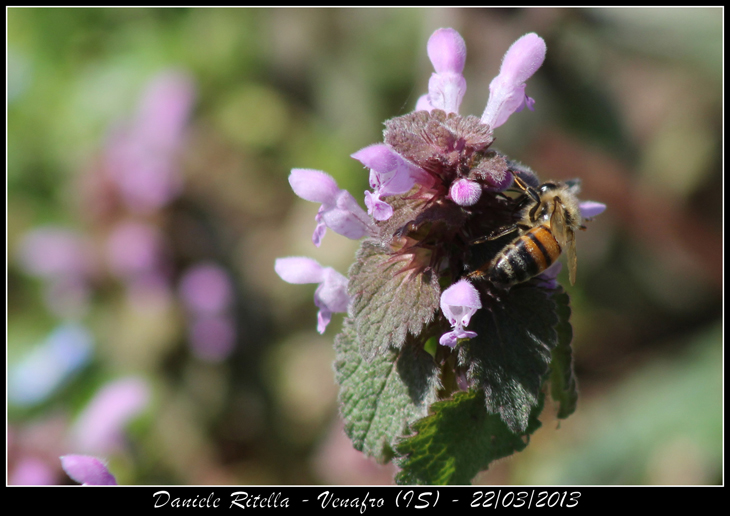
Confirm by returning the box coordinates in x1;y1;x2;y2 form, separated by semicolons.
517;323;722;485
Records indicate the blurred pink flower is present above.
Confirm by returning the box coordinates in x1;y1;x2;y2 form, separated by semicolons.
187;314;236;362
104;71;195;213
10;456;58;485
68;377;150;455
8;415;68;485
16;227;96;280
106;221;166;280
178;263;234;315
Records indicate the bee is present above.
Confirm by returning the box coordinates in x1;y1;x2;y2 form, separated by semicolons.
468;172;583;287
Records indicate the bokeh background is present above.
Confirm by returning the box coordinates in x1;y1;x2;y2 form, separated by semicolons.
7;8;722;485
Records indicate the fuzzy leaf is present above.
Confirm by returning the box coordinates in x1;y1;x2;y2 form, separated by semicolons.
334;319;441;461
459;284;558;433
384;110;494;172
549;289;578;419
348;240;441;361
394;390;544;485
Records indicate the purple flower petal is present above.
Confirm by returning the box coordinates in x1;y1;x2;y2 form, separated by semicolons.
441;279;482;311
425;28;468;114
312;215;328;247
499;33;547;87
320;190;373;239
579;201;607;219
439;279;482;347
427;73;467;115
275;257;350;333
315;267;350;314
289;168;341;204
275;257;326;284
427;28;467;75
364;191;394;221
354;144;419;198
289;169;373;246
60;455;117;486
481;33;546;129
314;268;350;333
534;261;562;290
439;328;478;349
415;93;434;112
353;145;416;194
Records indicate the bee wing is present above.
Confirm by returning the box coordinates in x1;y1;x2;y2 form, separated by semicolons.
551;199;578;285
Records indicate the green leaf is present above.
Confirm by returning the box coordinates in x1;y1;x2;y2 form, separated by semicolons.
549;289;578;419
347;240;441;362
394;390;544;485
459;284;558;434
334;319;441;462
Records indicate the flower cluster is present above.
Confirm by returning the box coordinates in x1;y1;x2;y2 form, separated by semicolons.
9;376;148;485
276;28;604;349
10;71;235;484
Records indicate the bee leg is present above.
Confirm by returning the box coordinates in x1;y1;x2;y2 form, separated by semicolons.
470;224;520;245
526;188;545;222
466;268;487;279
474;283;504;305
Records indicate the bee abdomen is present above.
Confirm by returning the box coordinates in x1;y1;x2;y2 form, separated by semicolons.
490;225;562;286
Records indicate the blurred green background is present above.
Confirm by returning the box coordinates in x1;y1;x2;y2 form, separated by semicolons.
7;8;722;485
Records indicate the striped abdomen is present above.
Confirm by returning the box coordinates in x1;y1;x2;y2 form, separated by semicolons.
490;224;562;286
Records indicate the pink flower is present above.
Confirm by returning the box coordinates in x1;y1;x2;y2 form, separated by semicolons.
352;144;424;221
104;71;195;213
187;314;236;362
68;377;150;455
105;221;166;280
481;33;547;129
439;279;482;348
289;169;374;246
178;263;234;315
275;257;349;334
16;227;96;280
418;28;468;114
